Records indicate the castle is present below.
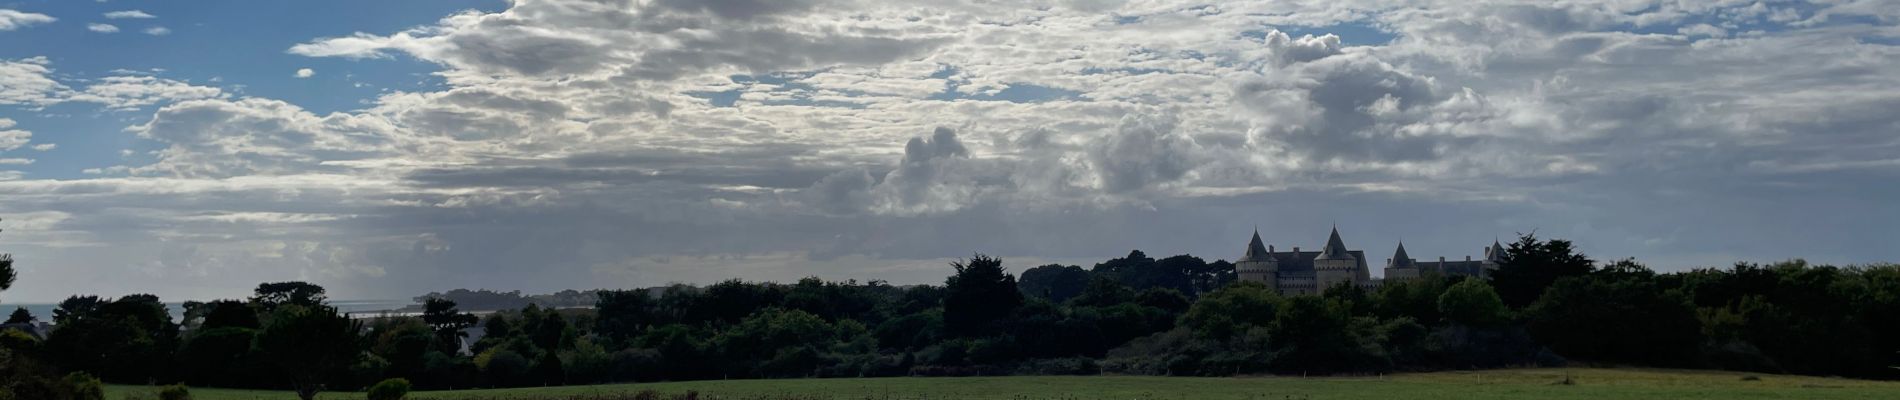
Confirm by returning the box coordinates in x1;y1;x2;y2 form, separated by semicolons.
1235;227;1505;295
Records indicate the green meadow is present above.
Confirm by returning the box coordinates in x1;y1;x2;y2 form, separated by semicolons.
105;368;1900;400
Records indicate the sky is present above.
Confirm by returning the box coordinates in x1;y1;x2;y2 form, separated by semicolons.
0;0;1896;302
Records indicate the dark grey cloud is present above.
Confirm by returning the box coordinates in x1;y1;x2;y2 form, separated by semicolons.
1088;115;1200;193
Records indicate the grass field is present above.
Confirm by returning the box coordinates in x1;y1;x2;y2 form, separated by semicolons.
104;368;1900;400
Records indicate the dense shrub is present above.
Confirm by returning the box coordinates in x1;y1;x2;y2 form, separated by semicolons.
367;378;412;400
156;384;189;400
61;372;105;400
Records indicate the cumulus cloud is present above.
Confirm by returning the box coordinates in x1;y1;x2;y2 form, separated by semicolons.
0;57;69;107
127;98;391;178
295;68;314;78
0;118;30;151
1088;115;1202;193
0;9;54;31
1237;53;1450;165
288;0;947;80
88;23;119;33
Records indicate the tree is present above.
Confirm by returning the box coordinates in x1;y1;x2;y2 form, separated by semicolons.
693;279;786;325
1268;296;1379;374
52;295;104;325
0;222;13;299
1016;264;1090;302
421;298;479;354
4;307;30;324
942;254;1022;337
1525;273;1701;366
0;254;12;301
1372;274;1452;325
44;294;179;383
178;326;261;388
712;308;835;378
594;289;653;344
1181;282;1283;341
1092;251;1201;295
250;282;328;312
1068;276;1136;307
254;305;362;400
528;308;576;352
1489;233;1595;308
1438;278;1508;327
199;300;261;329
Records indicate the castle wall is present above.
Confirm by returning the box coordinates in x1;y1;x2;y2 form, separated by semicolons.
1313;258;1357;291
1384;267;1421;281
1236;260;1277;288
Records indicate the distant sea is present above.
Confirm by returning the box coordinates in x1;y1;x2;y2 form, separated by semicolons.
0;299;416;324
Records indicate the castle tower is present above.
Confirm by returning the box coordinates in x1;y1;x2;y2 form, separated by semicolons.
1313;226;1359;290
1235;229;1279;288
1384;242;1420;281
1479;238;1507;276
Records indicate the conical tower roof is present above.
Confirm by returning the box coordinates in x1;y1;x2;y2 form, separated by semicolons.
1317;226;1354;260
1390;242;1414;267
1240;229;1272;262
1486;238;1507;261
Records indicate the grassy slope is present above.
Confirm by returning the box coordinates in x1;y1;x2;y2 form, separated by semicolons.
105;368;1900;400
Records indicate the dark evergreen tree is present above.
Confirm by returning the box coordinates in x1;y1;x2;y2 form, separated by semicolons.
250;282;328;312
1525;265;1701;366
1489;233;1594;308
421;298;479;354
594;289;652;345
942;254;1022;337
4;307;30;324
254;304;362;400
199;300;261;329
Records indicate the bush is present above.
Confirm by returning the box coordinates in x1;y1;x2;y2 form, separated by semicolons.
1015;357;1100;375
156;384;190;400
367;378;412;400
62;372;105;400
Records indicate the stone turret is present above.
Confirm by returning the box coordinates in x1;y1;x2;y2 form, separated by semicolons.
1313;227;1359;290
1384;242;1420;281
1479;239;1507;276
1235;229;1279;288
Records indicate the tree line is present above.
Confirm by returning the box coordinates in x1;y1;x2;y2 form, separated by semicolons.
3;234;1898;400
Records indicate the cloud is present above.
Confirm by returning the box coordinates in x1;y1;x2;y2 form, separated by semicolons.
1088;114;1202;193
295;68;314;78
143;26;170;36
87;23;119;33
1236;52;1450;164
0;9;55;31
288;0;947;80
1;58;224;111
0;57;69;107
126;98;391;178
66;75;225;110
0;118;31;151
104;10;156;19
